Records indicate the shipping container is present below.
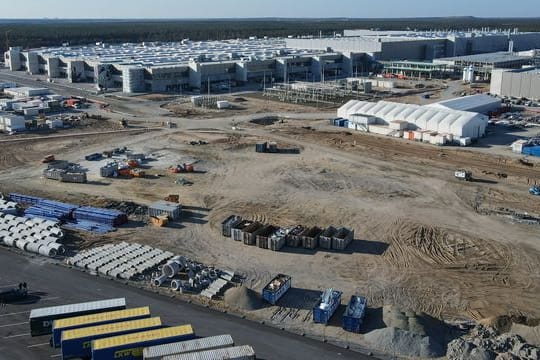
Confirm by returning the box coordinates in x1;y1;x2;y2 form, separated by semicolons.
148;201;182;221
29;298;126;336
332;227;354;251
319;226;337;250
52;306;150;348
287;225;304;247
313;289;342;325
231;220;253;242
262;274;292;305
300;226;322;249
255;225;278;249
143;334;234;360
162;345;255;360
342;295;367;333
221;215;242;237
61;317;162;360
91;324;195;360
241;222;263;246
522;145;540;157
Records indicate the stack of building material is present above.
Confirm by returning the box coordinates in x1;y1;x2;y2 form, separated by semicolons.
73;207;128;227
313;288;343;325
0;199;18;215
0;213;65;257
25;200;77;222
9;193;43;206
268;228;289;251
143;334;234;360
221;215;242;237
255;225;278;249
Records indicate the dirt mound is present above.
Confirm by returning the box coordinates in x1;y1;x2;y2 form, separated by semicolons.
383;219;509;270
364;327;445;358
480;316;540;346
224;286;264;311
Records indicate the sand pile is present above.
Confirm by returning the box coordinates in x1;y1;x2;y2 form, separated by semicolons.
224;286;264;311
364;327;444;358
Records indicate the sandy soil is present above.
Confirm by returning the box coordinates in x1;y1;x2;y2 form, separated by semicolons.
0;92;539;351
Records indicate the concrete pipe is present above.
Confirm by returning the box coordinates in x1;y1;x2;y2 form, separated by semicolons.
32;233;46;241
171;279;183;291
20;230;35;239
0;230;10;244
15;239;30;251
47;242;65;254
152;274;168;287
4;236;15;247
39;246;57;257
42;235;59;244
0;223;9;231
4;214;16;222
48;227;63;238
162;259;182;278
24;219;35;227
26;242;43;254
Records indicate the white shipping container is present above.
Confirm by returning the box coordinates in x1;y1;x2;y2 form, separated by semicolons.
368;125;394;136
389;120;408;130
143;334;234;360
459;137;472;146
413;131;423;141
162;345;255;360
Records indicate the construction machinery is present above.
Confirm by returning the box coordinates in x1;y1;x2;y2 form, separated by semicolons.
168;164;194;173
529;185;540;196
454;169;472;181
41;154;55;163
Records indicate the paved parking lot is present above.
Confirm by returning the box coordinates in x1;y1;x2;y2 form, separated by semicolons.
0;250;369;360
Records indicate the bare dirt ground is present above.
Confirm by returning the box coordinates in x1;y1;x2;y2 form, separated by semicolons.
0;93;539;354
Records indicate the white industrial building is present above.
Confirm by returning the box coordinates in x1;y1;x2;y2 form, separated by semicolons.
3;39;374;94
490;67;540;100
338;98;489;140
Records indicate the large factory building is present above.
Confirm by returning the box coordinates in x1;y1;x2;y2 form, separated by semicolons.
286;29;540;61
490;67;540;100
3;39;375;94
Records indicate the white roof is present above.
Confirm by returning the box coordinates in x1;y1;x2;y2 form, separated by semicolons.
426;94;501;112
339;100;487;138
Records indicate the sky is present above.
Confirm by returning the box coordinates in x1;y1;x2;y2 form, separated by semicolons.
0;0;538;19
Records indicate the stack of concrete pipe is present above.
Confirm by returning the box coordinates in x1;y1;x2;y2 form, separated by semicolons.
0;212;65;257
68;242;174;280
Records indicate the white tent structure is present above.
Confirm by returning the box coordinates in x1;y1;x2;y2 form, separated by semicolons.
337;100;488;139
425;94;501;114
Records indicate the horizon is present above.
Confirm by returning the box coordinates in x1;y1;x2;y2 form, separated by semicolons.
0;0;538;19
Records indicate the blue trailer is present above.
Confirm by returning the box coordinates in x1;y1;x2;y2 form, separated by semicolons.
262;274;291;305
61;317;162;360
91;324;195;360
342;295;367;333
51;306;150;348
313;289;342;325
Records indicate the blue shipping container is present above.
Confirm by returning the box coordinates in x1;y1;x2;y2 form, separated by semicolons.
313;289;342;325
522;145;540;157
342;295;367;333
262;274;291;305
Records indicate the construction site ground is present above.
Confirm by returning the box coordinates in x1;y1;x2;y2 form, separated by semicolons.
0;82;539;355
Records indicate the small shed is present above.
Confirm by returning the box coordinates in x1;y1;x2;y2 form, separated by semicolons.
148;201;182;221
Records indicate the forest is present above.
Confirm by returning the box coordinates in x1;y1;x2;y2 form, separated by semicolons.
1;17;540;53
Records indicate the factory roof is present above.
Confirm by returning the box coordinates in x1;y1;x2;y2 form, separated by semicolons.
436;52;531;64
426;94;501;112
26;39;324;67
